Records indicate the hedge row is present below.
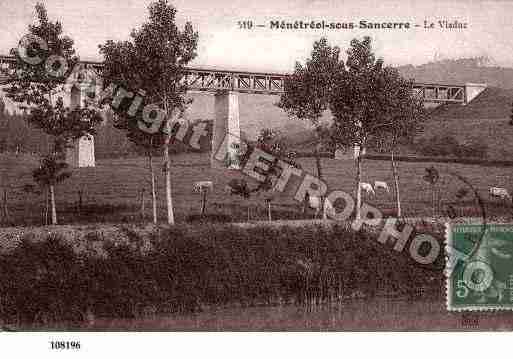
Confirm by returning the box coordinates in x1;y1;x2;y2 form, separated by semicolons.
297;151;513;167
0;223;444;326
415;135;489;159
362;153;513;167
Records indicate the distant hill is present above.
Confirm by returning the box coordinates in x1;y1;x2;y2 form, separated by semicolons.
397;58;513;88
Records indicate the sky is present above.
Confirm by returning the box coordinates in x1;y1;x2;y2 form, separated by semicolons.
1;0;513;73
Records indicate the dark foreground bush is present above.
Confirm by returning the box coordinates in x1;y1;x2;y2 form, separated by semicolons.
0;224;444;326
0;235;86;325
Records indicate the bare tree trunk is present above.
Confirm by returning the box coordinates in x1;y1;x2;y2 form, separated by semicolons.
24;193;30;225
267;201;272;221
77;190;83;217
148;150;157;224
44;188;49;225
355;153;362;221
162;98;175;225
314;138;325;214
49;184;57;225
163;140;174;225
431;184;436;218
140;188;146;220
314;144;323;181
391;151;402;218
200;189;207;216
322;199;328;220
1;189;9;225
302;192;309;215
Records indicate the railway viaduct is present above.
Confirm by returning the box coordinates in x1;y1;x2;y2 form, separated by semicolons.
0;55;487;168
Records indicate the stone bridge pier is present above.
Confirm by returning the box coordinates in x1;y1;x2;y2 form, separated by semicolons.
64;71;97;168
211;91;242;169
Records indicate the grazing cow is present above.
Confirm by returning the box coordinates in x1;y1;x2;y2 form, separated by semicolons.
322;198;335;220
359;182;375;195
374;181;390;193
489;187;512;201
193;181;213;193
308;195;322;211
308;195;334;219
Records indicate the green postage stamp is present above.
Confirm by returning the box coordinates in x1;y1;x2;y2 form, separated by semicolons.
447;224;513;311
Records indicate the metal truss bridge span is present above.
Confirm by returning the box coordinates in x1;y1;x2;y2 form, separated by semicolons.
0;55;471;104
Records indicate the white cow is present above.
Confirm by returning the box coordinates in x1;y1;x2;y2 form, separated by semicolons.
359;182;375;195
489;187;512;201
308;195;322;211
193;181;213;193
322;199;335;220
374;181;390;193
308;195;334;219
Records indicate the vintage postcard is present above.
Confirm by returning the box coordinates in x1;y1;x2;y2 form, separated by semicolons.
1;0;513;352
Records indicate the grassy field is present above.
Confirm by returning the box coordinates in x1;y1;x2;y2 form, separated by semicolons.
1;151;512;226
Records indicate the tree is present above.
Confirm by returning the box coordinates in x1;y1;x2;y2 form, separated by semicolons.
225;178;253;221
4;3;103;224
99;0;198;225
253;128;301;220
32;154;71;225
277;37;343;208
423;166;440;217
192;181;213;217
329;36;423;220
112;111;162;224
367;69;425;218
224;129;301;222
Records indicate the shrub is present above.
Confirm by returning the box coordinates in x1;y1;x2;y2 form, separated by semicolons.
416;135;459;157
0;235;86;325
459;140;488;158
0;224;444;326
415;135;488;158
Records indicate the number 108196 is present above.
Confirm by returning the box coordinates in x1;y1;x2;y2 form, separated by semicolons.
50;341;81;350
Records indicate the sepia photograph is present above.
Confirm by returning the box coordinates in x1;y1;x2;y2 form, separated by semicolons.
1;0;513;354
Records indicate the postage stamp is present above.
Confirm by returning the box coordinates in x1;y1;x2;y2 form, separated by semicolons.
446;223;513;311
